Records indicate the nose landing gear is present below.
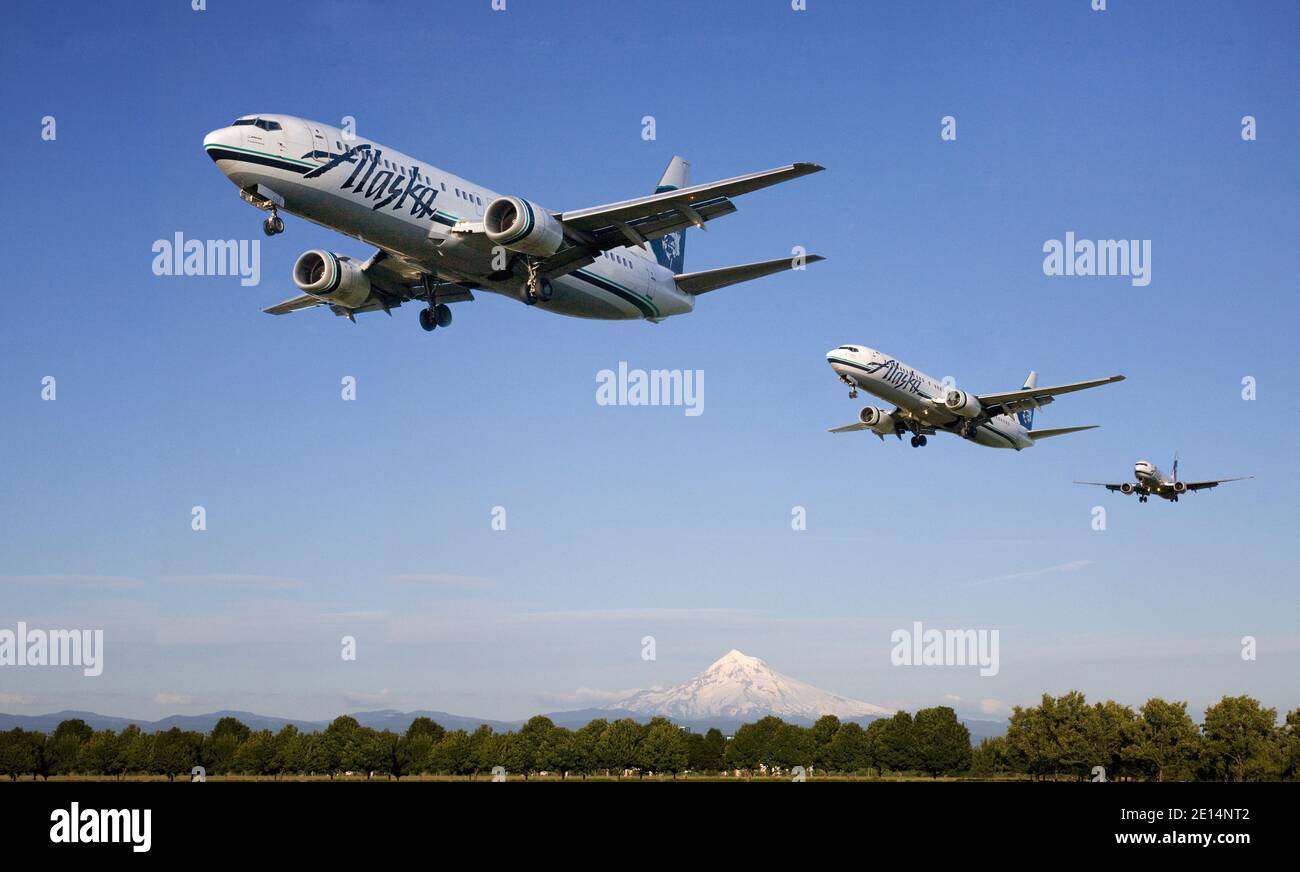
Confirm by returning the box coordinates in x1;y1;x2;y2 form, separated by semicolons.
262;209;285;236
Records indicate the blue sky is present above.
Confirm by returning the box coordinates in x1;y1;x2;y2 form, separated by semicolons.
0;0;1296;723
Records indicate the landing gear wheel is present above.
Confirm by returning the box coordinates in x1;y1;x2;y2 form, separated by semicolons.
262;211;284;236
432;303;452;328
418;308;437;332
918;435;927;446
520;261;552;304
910;436;920;448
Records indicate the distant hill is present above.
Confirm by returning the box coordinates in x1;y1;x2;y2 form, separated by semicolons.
0;650;1006;741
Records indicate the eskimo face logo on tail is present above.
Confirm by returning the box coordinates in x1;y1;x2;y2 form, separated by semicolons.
304;144;439;218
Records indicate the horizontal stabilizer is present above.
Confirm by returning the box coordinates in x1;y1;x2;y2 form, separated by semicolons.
675;255;825;295
1028;425;1098;440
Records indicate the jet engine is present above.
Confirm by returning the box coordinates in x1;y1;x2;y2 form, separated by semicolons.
944;389;982;418
858;407;896;435
292;250;370;309
1172;480;1187;493
483;196;564;257
1120;482;1135;494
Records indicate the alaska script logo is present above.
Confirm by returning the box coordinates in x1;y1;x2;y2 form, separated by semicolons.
864;359;924;396
304;144;439;218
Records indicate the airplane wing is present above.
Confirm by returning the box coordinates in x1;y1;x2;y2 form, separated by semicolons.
828;422;871;434
1073;480;1139;493
263;248;473;317
976;375;1125;416
533;163;824;279
264;294;325;315
1184;476;1253;492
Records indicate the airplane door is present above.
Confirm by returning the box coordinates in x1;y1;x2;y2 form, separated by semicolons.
282;121;314;162
308;124;330;162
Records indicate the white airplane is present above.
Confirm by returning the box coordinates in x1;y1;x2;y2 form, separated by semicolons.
203;114;824;332
826;345;1124;449
1075;455;1252;503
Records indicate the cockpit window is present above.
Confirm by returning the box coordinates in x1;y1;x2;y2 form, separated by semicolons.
838;346;859;352
232;118;282;131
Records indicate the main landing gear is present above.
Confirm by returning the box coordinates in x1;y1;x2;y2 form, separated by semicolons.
909;434;928;448
418;274;452;333
1138;495;1148;503
419;305;452;332
262;208;284;237
519;260;554;305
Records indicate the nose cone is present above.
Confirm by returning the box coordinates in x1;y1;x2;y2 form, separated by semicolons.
203;126;240;165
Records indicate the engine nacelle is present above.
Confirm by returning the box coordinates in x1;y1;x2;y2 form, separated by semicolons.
1173;480;1187;494
293;250;370;309
483;196;564;257
944;389;982;418
1120;482;1135;494
858;407;896;435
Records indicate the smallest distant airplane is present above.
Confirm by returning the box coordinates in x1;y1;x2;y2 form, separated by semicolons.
1075;454;1252;503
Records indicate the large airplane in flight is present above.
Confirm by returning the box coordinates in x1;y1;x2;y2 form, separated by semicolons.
203;114;823;332
1075;455;1252;502
826;345;1124;449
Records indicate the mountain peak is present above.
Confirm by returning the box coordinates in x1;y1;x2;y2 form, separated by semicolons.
607;650;891;721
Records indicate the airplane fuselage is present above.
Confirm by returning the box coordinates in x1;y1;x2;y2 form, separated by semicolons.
827;345;1034;449
204;114;693;321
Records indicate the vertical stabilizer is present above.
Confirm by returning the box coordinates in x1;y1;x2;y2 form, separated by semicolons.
649;156;689;273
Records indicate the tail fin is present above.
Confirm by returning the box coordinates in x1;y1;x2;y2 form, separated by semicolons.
649;156;689;273
1016;371;1038;430
1172;451;1179;481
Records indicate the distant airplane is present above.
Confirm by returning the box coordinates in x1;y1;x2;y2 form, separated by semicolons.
1075;454;1252;502
203;114;824;332
825;345;1124;449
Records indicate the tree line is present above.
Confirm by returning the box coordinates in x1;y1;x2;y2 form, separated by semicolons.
974;692;1300;781
0;693;1295;780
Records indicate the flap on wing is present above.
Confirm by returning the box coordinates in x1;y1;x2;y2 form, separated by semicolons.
557;162;823;233
675;255;825;295
264;294;325;315
977;375;1125;413
1185;476;1252;491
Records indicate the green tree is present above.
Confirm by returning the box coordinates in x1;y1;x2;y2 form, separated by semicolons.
687;727;726;774
969;735;1011;777
77;730;122;778
572;719;608;778
271;725;304;778
1201;696;1283;782
829;721;871;774
597;719;643;778
232;730;275;776
0;728;40;780
640;721;689;778
811;714;841;771
152;728;202;780
406;716;446;743
48;719;94;776
913;707;972;776
874;711;917;775
1125;698;1201;782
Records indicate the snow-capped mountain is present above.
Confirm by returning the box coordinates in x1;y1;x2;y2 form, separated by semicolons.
607;650;892;720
